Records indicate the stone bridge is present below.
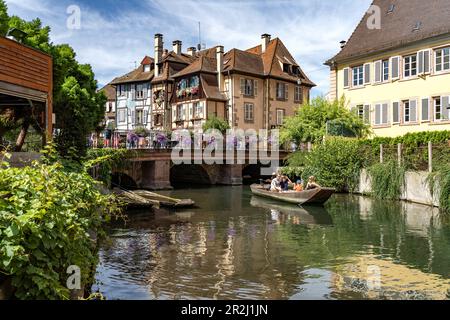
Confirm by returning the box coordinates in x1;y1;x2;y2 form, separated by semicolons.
112;148;290;190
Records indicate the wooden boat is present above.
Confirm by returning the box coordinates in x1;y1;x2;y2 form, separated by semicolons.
250;184;334;205
133;190;195;208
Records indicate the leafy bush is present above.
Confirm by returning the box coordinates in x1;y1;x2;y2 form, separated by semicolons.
85;148;133;186
280;96;371;144
427;164;450;213
202;116;230;133
299;137;367;192
367;161;406;200
0;148;121;299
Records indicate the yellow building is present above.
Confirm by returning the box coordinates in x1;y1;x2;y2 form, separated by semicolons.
326;0;450;137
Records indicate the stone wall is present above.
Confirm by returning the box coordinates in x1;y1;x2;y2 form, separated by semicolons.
358;169;440;207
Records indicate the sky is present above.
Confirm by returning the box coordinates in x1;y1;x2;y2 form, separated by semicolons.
4;0;373;96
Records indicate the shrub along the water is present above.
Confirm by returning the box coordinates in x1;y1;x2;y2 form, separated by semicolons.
427;164;450;213
367;161;406;200
293;137;367;192
0;147;121;299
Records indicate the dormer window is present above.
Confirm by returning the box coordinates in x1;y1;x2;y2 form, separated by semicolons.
283;63;291;74
144;64;151;72
387;4;395;14
292;66;300;75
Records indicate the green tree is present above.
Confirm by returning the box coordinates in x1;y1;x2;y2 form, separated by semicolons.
0;0;8;36
280;96;371;144
0;3;106;158
202;116;230;133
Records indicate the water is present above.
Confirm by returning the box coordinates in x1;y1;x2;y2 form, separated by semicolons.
92;186;450;300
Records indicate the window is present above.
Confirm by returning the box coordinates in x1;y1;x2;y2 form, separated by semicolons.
283;64;291;73
403;100;417;123
276;83;288;100
135;84;144;99
276;109;285;126
434;97;442;121
144;64;151;72
352;65;364;86
404;54;417;78
136;109;144;125
108;102;113;113
118;85;125;97
435;47;450;72
244;103;254;122
240;78;256;96
194;102;203;118
357;105;364;119
176;104;184;121
382;60;389;81
118;109;126;123
294;86;303;103
404;101;410;122
154;114;163;126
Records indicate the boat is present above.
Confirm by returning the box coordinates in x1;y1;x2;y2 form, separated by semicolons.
133;190;195;208
250;196;333;225
250;184;334;205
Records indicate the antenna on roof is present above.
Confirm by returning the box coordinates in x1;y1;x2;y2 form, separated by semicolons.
197;22;206;51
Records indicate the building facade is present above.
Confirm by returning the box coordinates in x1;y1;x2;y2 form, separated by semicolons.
99;83;116;130
111;56;154;135
326;0;450;137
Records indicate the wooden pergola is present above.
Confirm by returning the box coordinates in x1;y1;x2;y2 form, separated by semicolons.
0;36;53;148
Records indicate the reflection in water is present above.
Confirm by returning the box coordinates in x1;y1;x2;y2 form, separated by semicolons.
93;187;450;300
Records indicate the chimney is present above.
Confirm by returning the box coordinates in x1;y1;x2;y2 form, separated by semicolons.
173;40;182;55
340;40;347;49
216;46;224;92
154;33;163;77
187;47;197;56
261;33;271;53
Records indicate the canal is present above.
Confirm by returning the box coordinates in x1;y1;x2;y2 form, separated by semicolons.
92;186;450;300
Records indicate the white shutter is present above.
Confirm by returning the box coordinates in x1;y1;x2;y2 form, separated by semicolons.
375;104;381;125
131;110;135;125
343;68;350;88
418;51;424;74
443;96;450;120
391;56;400;79
364;63;371;84
424;50;431;74
143;110;148;125
421;98;430;121
382;103;389;124
240;78;245;94
172;107;176;122
392;102;400;123
410;100;417;122
374;60;382;83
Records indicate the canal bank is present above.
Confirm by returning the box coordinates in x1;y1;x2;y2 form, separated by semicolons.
92;186;450;300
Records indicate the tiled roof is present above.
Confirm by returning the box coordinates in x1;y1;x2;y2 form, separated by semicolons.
246;38;315;86
172;55;217;78
327;0;450;64
223;49;265;76
111;63;154;85
200;74;227;101
99;83;116;101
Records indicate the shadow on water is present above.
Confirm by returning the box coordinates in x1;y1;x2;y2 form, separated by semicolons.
93;187;450;300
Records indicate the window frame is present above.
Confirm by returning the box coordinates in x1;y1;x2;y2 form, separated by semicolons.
435;47;450;73
294;85;302;103
403;100;411;123
404;54;418;78
244;103;254;123
382;60;390;82
352;65;364;87
118;109;126;123
434;97;442;121
276;109;285;126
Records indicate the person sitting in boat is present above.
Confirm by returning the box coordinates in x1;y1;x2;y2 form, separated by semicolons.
306;176;321;190
270;175;282;192
280;176;292;192
294;180;304;192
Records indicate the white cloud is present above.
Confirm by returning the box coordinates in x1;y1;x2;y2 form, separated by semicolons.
5;0;372;94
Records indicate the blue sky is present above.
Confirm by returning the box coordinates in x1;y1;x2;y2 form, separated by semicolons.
5;0;372;96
